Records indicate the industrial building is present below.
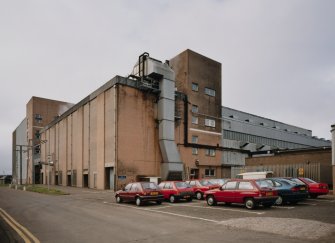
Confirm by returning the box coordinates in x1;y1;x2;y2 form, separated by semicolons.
12;97;73;185
12;49;332;190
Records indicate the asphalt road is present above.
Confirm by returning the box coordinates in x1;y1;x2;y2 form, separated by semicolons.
0;186;334;243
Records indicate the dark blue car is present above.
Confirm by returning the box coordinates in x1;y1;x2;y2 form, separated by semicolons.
256;178;308;205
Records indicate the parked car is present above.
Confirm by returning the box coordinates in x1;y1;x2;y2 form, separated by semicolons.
186;179;220;200
290;177;329;198
204;179;278;209
257;178;308;205
115;182;164;206
158;181;194;203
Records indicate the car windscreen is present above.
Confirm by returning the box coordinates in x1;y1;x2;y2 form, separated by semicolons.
276;178;296;185
290;178;305;185
199;180;213;186
303;178;317;184
175;182;191;188
141;182;159;190
255;180;272;188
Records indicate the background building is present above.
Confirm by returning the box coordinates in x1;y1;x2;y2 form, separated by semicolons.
12;50;332;190
12;97;73;184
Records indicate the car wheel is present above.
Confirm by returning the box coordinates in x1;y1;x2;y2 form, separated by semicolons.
187;197;192;202
245;198;256;209
116;195;122;203
169;195;176;203
206;195;217;206
135;197;142;206
275;196;283;205
310;194;318;199
196;192;203;200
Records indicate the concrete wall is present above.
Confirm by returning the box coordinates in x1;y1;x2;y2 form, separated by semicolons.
40;83;163;190
12;118;28;184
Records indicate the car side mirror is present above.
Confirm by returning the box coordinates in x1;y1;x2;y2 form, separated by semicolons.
220;187;224;191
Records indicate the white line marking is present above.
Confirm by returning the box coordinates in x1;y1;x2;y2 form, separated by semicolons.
171;204;265;215
272;206;295;210
155;206;173;209
298;203;317;206
106;202;220;223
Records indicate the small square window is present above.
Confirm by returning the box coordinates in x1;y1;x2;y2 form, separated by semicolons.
192;105;198;113
205;168;215;177
192;83;199;92
205;87;215;97
192;136;198;143
192;116;198;125
35;114;43;123
205;118;215;127
192;148;198;155
205;149;216;157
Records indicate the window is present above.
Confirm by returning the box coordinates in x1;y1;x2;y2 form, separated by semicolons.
205;118;215;127
205;168;215;177
192;147;198;155
238;181;254;190
205;87;215;97
124;184;132;191
205;149;216;157
223;181;237;190
35;114;43;123
192;116;198;124
164;183;173;189
131;184;139;192
192;135;198;143
192;105;198;113
192;83;199;92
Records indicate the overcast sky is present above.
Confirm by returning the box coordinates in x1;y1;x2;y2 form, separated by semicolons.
1;0;334;174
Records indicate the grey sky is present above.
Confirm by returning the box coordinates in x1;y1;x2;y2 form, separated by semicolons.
1;0;334;174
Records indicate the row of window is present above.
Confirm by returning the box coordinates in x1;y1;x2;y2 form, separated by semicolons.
190;168;215;177
192;83;216;97
192;116;216;128
191;147;216;156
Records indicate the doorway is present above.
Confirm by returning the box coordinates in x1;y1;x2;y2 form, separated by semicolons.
105;167;114;190
83;174;89;188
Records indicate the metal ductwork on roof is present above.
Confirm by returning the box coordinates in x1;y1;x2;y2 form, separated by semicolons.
131;53;183;180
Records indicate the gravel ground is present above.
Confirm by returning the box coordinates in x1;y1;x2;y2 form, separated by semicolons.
219;217;335;240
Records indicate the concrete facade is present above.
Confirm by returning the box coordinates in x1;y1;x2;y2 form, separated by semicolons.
12;118;28;184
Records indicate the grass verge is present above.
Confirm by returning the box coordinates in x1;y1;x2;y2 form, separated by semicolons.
26;186;69;195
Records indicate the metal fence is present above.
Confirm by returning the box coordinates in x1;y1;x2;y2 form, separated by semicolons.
231;162;321;182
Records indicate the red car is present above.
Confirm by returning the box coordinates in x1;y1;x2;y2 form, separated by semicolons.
186;179;220;200
291;177;329;198
115;182;164;206
158;181;194;203
204;179;278;209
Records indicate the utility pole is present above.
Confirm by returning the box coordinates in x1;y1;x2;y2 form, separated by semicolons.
19;146;22;185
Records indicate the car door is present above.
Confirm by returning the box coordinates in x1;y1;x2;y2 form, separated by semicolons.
129;183;140;201
236;181;256;203
217;181;237;202
121;183;133;201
